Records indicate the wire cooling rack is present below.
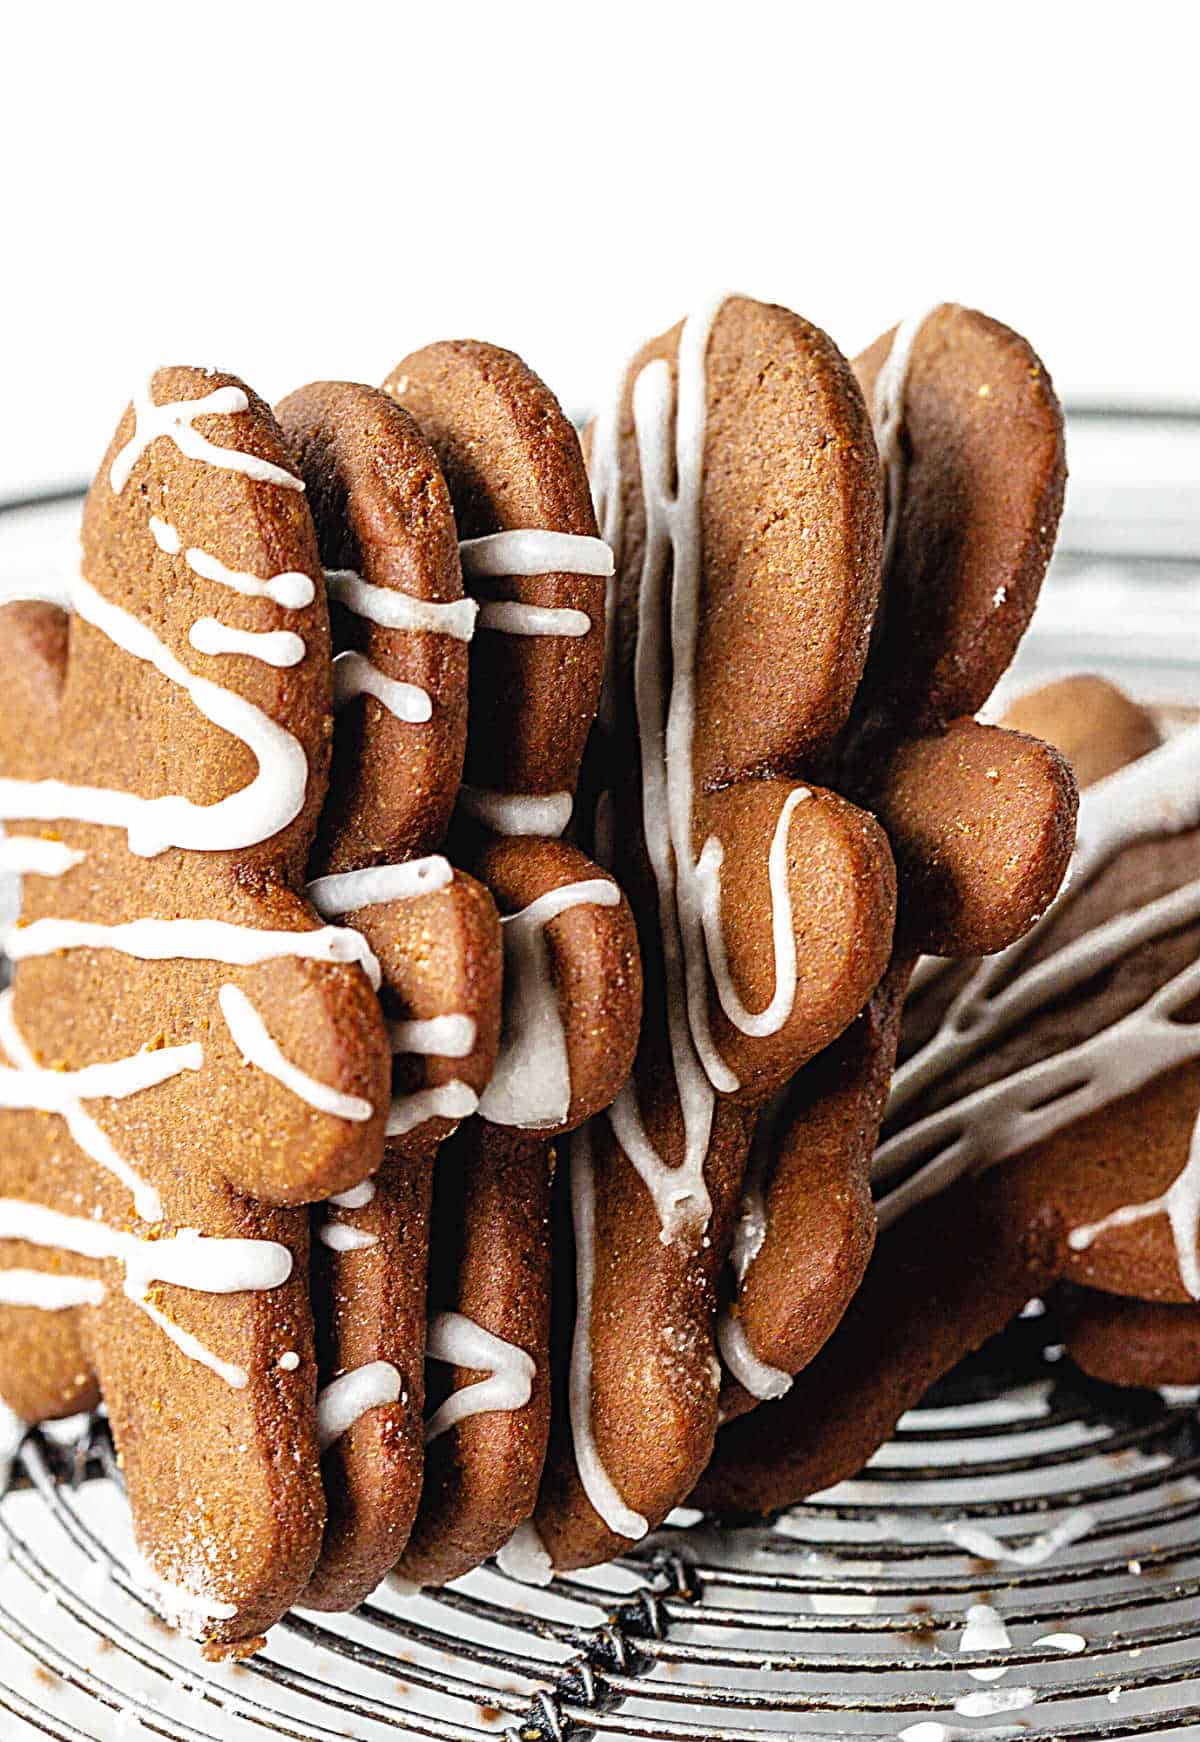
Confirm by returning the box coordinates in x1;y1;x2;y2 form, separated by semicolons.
3;1319;1200;1739
1;409;1199;1738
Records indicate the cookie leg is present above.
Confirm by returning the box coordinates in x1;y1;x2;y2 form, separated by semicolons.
301;1154;431;1611
533;1098;752;1570
92;1205;324;1648
1057;1283;1200;1387
397;1121;553;1586
693;1173;1064;1517
718;954;913;1421
863;718;1078;957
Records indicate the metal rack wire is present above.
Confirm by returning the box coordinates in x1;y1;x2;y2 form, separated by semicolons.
2;1322;1200;1739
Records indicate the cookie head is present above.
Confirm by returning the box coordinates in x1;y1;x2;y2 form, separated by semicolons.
384;338;607;825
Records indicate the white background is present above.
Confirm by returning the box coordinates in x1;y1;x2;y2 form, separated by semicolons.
1;3;1195;496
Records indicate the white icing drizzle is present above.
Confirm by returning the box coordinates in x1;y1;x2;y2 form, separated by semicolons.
423;1310;535;1443
715;1310;792;1402
476;601;591;638
696;786;811;1038
0;1202;291;1388
590;294;743;1244
457;786;573;838
1069;1107;1200;1294
960;1603;1012;1681
0;1270;105;1309
188;618;305;668
219;985;373;1122
494;1519;554;1586
6;915;382;990
718;1118;787;1388
0;998;201;1110
458;530;615;579
332;650;432;724
0;836;84;876
388;1014;476;1058
478;878;620;1130
0;572;310;858
876;728;1200;1282
877;950;1200;1232
385;1080;478;1139
155;524;315;608
588;369;627;737
872;306;942;579
325;568;477;640
316;1361;402;1450
317;1222;378;1253
0;1399;26;1494
148;516;181;554
306;854;452;918
327;1181;376;1210
567;1124;649;1539
110;378;304;495
726;1091;784;1289
0;987;191;1223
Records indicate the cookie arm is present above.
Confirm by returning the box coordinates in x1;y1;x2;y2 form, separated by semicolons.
866;719;1078;957
696;779;896;1099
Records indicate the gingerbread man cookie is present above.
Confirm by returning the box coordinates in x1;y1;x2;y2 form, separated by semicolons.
275;379;504;1610
519;294;901;1576
382;340;641;1587
716;305;1077;1422
697;675;1200;1514
0;369;392;1645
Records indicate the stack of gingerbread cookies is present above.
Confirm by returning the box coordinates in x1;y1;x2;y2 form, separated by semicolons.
0;294;1193;1654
